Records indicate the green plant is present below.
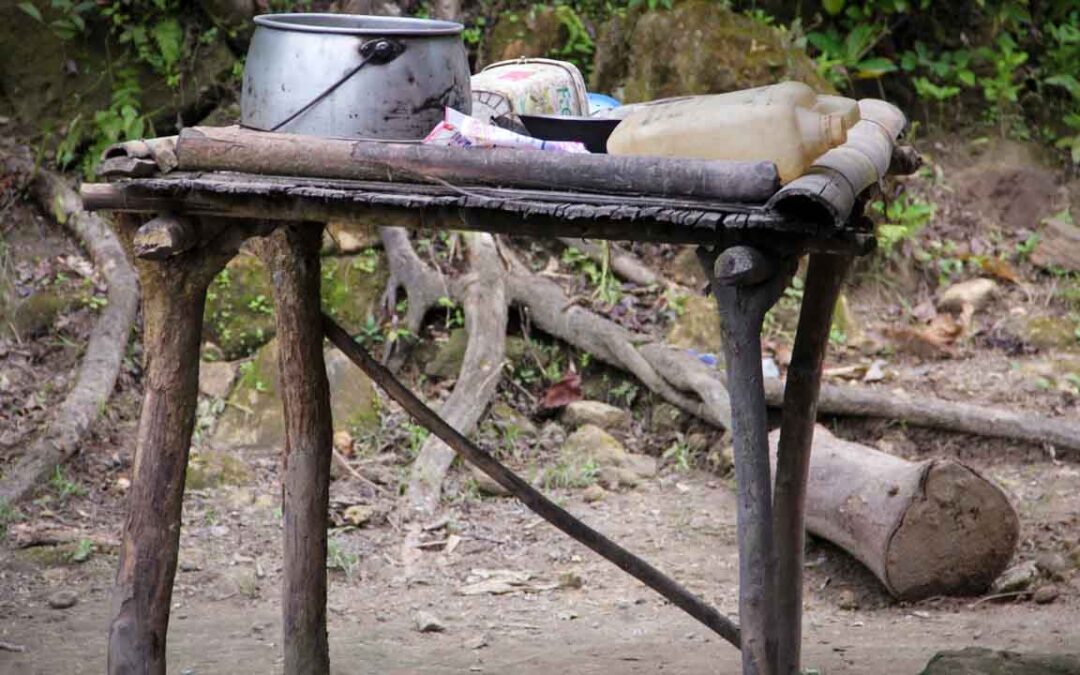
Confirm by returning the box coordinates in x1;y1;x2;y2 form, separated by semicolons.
562;245;621;305
870;193;935;254
662;438;693;472
71;538;94;563
0;501;23;540
246;294;272;315
806;23;896;89
327;537;359;578
405;422;430;458
976;33;1029;137
49;466;85;502
351;248;380;274
609;380;638;407
355;315;385;347
437;296;464;330
542;458;599;489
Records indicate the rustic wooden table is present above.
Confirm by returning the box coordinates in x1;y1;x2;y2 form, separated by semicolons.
82;114;912;675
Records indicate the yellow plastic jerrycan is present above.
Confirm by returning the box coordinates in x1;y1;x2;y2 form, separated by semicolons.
606;83;855;184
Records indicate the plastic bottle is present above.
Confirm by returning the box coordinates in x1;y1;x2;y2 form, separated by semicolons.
606;98;849;184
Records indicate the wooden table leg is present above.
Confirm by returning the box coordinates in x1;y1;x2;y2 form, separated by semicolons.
704;245;791;675
258;224;334;675
108;215;231;675
773;253;852;675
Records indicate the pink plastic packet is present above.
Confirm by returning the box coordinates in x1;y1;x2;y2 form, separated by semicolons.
423;108;588;154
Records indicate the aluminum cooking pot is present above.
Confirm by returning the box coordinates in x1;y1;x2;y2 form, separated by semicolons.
241;14;471;140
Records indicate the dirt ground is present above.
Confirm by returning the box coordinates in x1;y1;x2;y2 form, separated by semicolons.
0;453;1077;674
2;139;1080;674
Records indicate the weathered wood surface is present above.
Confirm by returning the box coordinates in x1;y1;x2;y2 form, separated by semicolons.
79;174;875;253
322;315;743;649
256;224;334;674
174;126;781;202
769;425;1019;600
771;253;851;675
107;215;233;675
707;245;795;675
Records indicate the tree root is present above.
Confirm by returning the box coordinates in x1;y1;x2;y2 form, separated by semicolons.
378;226;448;369
405;232;508;518
0;156;139;504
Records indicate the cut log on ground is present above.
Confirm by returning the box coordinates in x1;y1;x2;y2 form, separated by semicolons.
0;157;139;505
405;232;508;518
769;425;1019;600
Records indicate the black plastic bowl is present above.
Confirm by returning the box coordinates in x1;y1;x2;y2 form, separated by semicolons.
518;114;622;154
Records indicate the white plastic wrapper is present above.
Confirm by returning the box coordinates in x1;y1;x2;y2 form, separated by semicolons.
423;108;588;154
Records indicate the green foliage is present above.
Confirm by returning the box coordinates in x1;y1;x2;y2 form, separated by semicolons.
542;457;599;489
327;537;359;578
807;23;896;88
49;466;85;502
870;193;935;255
561;245;621;305
0;501;23;540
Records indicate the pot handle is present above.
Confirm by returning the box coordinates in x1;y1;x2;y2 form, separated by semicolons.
359;38;406;65
268;38;407;132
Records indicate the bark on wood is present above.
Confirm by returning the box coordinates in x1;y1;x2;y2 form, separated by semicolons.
503;248;733;428
322;315;742;649
768;425;1020;600
80;175;874;253
255;224;334;675
762;381;1080;458
108;215;230;675
557;238;662;287
378;226;448;368
175;126;781;202
707;246;792;675
771;254;851;675
0;164;138;505
133;214;199;259
405;232;508;518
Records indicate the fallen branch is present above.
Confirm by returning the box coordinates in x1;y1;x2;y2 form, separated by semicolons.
405;232;508;518
557;238;663;288
763;380;1080;457
0;156;139;504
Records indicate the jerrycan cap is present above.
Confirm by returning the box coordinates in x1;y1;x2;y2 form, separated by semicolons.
823;113;848;147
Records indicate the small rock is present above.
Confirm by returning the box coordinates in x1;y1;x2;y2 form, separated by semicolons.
837;589;858;610
561;424;628;467
326;220;379;253
1069;545;1080;569
863;359;887;383
538;422;567;451
761;357;780;380
114;476;131;493
466;633;489;650
992;560;1038;593
556;610;578;621
47;590;78;610
414;610;446;633
582;484;607;503
707;439;734;475
343;504;376;527
1035;552;1070;581
650;403;686;434
937;278;998;313
333;430;354;455
470;466;510;496
561;400;631;431
198;360;237;399
685;432;709;453
1032;585;1060;605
